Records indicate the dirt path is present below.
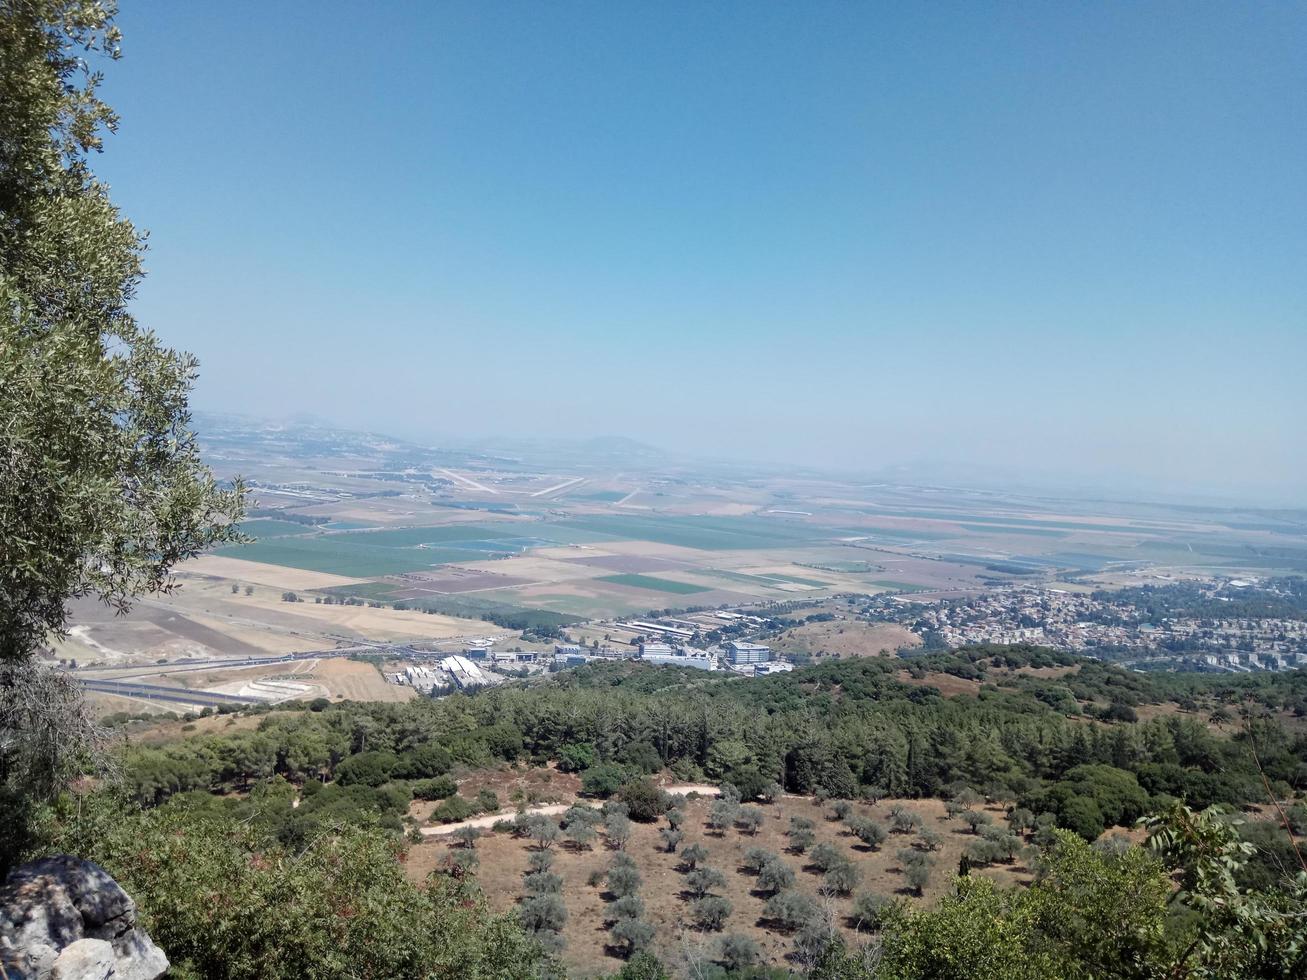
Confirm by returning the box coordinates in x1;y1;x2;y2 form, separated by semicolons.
421;784;722;837
422;803;572;836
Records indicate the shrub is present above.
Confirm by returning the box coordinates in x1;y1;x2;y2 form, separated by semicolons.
409;775;457;801
830;799;854;822
720;934;760;971
809;842;844;872
691;895;732;931
763;890;818;932
334;751;397;788
617;779;670;823
581;763;633;798
527;850;554;874
523;871;563;894
851;892;893;931
475;788;500;813
430;795;476;824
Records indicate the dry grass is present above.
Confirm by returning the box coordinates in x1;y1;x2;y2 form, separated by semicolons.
405;794;1029;977
778;620;922;660
179;555;365;589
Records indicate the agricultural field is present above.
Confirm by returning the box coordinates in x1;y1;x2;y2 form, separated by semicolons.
405;789;1028;977
597;574;711;595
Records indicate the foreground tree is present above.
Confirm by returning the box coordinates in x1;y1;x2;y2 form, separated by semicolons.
1;0;243;870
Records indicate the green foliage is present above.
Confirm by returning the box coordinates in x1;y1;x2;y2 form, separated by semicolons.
757;855;796;895
609;916;656;956
40;793;546;978
690;895;732;931
685;866;727;898
431;795;477;824
617;778;669;823
681;841;709;870
720;933;761;971
0;1;244;669
763;889;818;932
607;864;642;898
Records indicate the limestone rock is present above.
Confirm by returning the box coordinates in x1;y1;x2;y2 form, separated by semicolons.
0;856;168;980
50;938;116;980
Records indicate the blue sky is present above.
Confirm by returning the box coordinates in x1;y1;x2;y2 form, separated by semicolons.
97;2;1305;502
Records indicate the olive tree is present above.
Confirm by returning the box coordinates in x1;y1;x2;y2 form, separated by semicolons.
0;1;244;825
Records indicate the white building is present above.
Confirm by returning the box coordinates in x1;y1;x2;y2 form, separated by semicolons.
725;641;771;665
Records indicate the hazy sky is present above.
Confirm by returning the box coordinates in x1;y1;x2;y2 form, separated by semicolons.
97;3;1305;502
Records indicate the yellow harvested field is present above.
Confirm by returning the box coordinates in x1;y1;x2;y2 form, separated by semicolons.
306;657;415;702
164;578;494;640
179;555;364;590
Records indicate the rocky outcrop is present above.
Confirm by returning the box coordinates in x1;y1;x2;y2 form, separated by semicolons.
0;856;168;979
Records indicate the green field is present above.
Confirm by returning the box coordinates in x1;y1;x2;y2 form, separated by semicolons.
212;538;463;576
238;519;318;538
558;515;826;551
329;524;516;547
599;573;711;594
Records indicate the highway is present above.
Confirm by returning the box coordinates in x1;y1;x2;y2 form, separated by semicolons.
79;678;264;707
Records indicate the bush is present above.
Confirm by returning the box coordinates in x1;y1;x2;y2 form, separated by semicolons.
475;788;500;813
527;850;554;874
617;778;670;823
582;763;633;798
334;751;397;788
430;795;476;824
763;889;818;931
720;934;760;971
44;795;545;979
410;775;458;800
809;842;844;872
691;895;732;931
852;892;894;931
523;871;563;894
